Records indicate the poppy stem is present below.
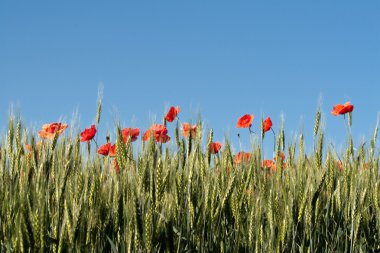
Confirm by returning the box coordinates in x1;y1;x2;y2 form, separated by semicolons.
248;127;256;135
271;128;276;151
93;139;99;150
177;116;182;125
237;133;243;152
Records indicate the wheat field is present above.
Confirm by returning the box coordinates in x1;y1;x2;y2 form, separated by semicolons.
0;100;379;252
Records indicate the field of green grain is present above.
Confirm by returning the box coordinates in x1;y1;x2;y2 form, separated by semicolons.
1;100;379;252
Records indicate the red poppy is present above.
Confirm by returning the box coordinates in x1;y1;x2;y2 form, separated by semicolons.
165;106;180;122
331;102;354;116
236;114;254;128
25;141;42;152
142;131;149;141
80;125;97;142
97;143;116;156
112;159;120;174
142;124;171;143
157;134;171;143
209;142;222;154
262;160;276;172
38;122;68;139
263;117;272;133
263;152;286;171
25;144;33;152
337;160;343;170
182;123;197;138
235;152;251;164
98;143;111;156
25;141;42;158
109;144;116;157
122;128;140;143
274;152;285;162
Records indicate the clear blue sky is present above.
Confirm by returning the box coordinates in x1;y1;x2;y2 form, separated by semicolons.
0;1;379;156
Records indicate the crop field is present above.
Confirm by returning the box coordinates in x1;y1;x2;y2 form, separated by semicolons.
1;99;380;252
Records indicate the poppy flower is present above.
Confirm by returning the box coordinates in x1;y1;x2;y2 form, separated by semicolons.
262;160;276;172
112;159;120;174
25;141;42;157
142;130;150;141
236;114;254;128
209;142;222;154
109;144;116;157
97;143;116;156
25;141;42;151
272;152;287;169
165;106;180;122
25;144;33;152
182;123;197;138
274;152;285;162
80;125;97;142
38;122;68;139
336;160;343;170
122;128;140;143
142;124;171;143
157;134;171;143
98;143;111;156
263;117;273;133
235;152;251;164
331;102;354;116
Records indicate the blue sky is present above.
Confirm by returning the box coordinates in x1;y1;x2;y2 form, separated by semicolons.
0;1;379;156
